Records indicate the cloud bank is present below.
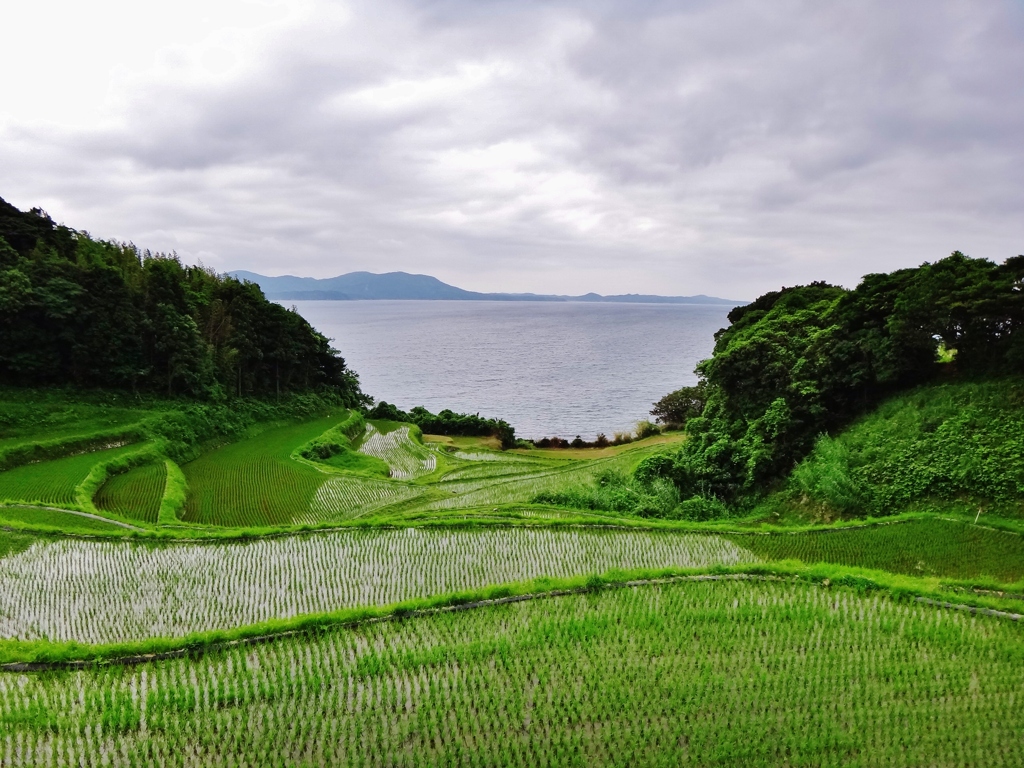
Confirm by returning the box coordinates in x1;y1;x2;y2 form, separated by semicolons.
2;0;1023;299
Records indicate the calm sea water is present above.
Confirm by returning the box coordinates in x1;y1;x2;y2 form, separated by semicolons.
289;301;734;440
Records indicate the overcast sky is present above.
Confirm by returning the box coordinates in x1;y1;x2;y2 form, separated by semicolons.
2;0;1022;300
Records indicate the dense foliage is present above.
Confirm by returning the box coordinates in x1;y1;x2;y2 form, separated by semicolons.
367;401;516;448
533;469;681;517
648;252;1024;507
0;197;365;403
650;381;707;428
772;378;1024;519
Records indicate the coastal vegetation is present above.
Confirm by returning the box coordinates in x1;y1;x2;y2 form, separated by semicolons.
1;198;1022;765
0;197;364;401
641;251;1024;515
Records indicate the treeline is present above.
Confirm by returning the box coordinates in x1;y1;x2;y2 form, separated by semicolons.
533;421;661;449
644;251;1024;508
367;401;516;448
0;197;365;405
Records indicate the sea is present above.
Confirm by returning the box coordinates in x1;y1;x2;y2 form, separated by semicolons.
288;300;735;441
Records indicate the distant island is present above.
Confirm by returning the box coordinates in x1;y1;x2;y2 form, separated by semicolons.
229;270;744;305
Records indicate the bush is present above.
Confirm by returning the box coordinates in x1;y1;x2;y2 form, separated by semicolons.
650;381;708;428
633;453;675;485
634;421;661;440
533;469;680;518
676;494;729;522
367;401;516;449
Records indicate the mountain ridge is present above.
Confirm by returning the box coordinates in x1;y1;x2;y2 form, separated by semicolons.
229;270;744;305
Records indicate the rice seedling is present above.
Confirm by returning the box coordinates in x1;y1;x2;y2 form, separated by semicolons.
731;517;1024;582
1;578;1021;766
0;529;753;643
94;462;167;524
358;424;437;479
181;418;339;527
305;476;423;522
0;445;137;507
427;460;627;510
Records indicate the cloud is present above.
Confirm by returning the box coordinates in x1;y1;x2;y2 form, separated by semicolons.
1;0;1022;299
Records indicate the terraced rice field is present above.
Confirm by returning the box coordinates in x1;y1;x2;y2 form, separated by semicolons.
181;418;339;527
0;529;753;643
425;454;641;511
176;414;663;525
732;518;1024;583
0;444;137;506
0;406;152;450
358;424;437;479
307;475;422;522
94;462;166;523
3;578;1022;767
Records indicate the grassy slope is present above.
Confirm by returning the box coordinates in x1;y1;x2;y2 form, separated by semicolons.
757;377;1024;523
3;578;1022;767
316;447;390;475
0;507;132;534
181;417;340;527
0;396;156;450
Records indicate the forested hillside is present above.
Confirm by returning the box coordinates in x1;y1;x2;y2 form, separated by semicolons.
647;251;1024;509
0;197;364;403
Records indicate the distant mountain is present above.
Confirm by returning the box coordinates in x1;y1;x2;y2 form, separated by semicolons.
229;270;744;305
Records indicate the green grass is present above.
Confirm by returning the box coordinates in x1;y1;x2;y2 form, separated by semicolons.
317;445;391;475
0;506;132;534
768;377;1024;521
181;417;343;527
0;444;138;507
0;530;35;559
95;462;167;524
0;402;154;449
730;517;1024;583
3;577;1022;766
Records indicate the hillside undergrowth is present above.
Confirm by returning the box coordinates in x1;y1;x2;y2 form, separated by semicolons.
760;378;1024;521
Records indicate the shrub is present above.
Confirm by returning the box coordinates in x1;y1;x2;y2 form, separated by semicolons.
676;494;729;521
650;381;708;428
533;469;680;518
635;420;661;440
